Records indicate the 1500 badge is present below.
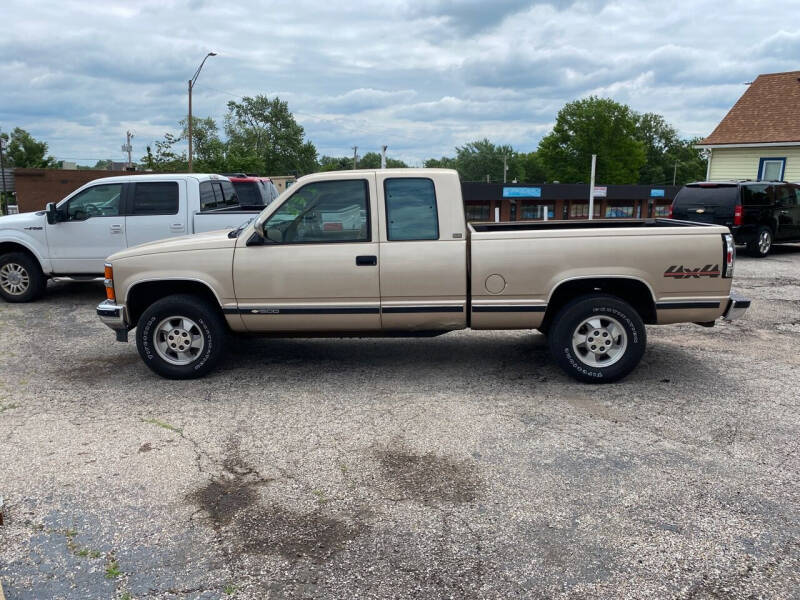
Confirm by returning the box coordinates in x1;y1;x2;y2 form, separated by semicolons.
664;264;720;279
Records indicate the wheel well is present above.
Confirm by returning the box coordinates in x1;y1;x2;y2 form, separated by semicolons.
126;280;223;327
542;278;657;330
0;242;42;270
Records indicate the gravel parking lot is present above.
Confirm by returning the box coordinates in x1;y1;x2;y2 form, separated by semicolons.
0;246;798;600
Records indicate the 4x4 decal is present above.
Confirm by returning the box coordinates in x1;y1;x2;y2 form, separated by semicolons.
664;264;721;279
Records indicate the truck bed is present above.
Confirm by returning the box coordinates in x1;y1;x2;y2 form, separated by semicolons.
469;218;713;232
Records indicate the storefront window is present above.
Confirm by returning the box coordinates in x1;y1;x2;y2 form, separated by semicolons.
465;203;490;222
521;203;555;220
569;203;602;219
653;204;671;217
605;205;635;218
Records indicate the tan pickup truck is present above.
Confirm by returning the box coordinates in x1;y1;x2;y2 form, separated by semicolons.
97;169;749;382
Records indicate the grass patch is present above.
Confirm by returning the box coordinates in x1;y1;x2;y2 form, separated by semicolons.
224;583;237;595
312;489;328;504
0;403;18;414
142;418;182;434
105;559;122;579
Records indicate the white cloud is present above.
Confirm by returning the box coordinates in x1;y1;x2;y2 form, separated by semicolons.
0;0;798;167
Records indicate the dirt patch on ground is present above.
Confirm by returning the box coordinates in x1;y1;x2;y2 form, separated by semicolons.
375;446;482;504
237;504;364;561
188;440;365;562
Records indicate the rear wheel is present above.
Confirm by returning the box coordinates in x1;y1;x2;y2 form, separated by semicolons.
0;252;47;303
136;294;226;379
747;226;772;257
548;294;646;383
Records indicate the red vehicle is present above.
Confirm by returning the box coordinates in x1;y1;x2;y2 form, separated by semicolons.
223;173;280;207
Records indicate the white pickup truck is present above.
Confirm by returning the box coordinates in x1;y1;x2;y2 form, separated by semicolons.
0;174;263;302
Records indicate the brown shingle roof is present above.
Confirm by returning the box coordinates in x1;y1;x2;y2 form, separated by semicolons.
700;70;800;145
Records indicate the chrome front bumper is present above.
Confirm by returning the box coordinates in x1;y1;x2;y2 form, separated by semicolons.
723;292;751;321
97;300;129;340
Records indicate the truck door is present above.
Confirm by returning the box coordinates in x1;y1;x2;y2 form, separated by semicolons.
232;173;381;332
124;180;187;247
45;181;127;274
376;174;467;331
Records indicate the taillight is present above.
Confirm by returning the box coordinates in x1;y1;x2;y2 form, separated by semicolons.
733;204;742;226
104;263;115;301
667;203;674;219
722;234;735;278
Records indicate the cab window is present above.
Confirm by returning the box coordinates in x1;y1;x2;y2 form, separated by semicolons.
130;182;178;215
384;178;439;241
65;183;123;221
265;179;369;243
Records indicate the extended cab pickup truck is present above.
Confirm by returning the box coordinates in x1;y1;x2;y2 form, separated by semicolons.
97;169;750;383
0;174;262;302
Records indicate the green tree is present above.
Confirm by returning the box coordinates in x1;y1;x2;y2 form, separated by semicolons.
635;112;678;184
453;139;516;182
423;156;457;170
670;137;708;185
225;95;317;175
357;152;408;169
537;97;646;184
511;151;549;183
4;128;56;168
318;155;353;171
143;133;187;172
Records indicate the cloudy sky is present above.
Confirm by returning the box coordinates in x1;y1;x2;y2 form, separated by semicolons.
1;0;798;167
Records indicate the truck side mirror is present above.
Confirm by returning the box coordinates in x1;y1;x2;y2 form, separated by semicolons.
266;227;283;244
45;202;58;224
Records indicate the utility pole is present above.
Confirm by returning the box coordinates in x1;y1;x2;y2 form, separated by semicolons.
503;154;508;183
673;161;678;185
381;145;387;169
352;146;358;170
588;154;597;220
187;52;217;172
0;133;7;216
122;130;134;170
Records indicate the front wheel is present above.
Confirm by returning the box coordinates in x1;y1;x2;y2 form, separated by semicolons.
136;294;227;379
0;252;47;303
548;295;646;383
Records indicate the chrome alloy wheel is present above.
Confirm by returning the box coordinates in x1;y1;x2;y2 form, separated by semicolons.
571;315;628;368
153;316;205;366
758;230;771;255
0;262;30;296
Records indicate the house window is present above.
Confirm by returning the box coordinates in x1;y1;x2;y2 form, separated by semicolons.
464;203;490;222
758;158;786;182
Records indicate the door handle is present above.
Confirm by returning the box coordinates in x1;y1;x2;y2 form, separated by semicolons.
170;223;185;231
355;255;377;266
110;224;123;233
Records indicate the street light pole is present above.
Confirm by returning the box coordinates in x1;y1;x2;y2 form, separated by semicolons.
187;52;217;172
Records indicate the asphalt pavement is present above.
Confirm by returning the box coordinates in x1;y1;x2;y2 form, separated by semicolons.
0;246;798;599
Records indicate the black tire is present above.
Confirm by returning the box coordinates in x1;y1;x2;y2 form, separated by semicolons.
0;252;47;303
547;294;646;383
136;294;226;379
746;226;772;258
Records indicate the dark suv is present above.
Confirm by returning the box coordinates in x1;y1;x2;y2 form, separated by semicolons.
671;181;800;257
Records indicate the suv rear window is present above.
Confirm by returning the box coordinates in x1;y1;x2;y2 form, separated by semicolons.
673;185;739;208
232;181;264;206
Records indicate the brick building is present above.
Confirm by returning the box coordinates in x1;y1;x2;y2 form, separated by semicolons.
461;182;678;222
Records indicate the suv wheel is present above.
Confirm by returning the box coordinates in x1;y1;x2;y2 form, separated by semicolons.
136;294;226;379
747;226;772;258
548;294;646;383
0;252;47;303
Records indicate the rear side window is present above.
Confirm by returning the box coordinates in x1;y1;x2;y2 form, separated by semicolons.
741;184;771;206
199;180;240;211
774;184;794;207
673;186;739;207
131;182;178;215
384;178;439;241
